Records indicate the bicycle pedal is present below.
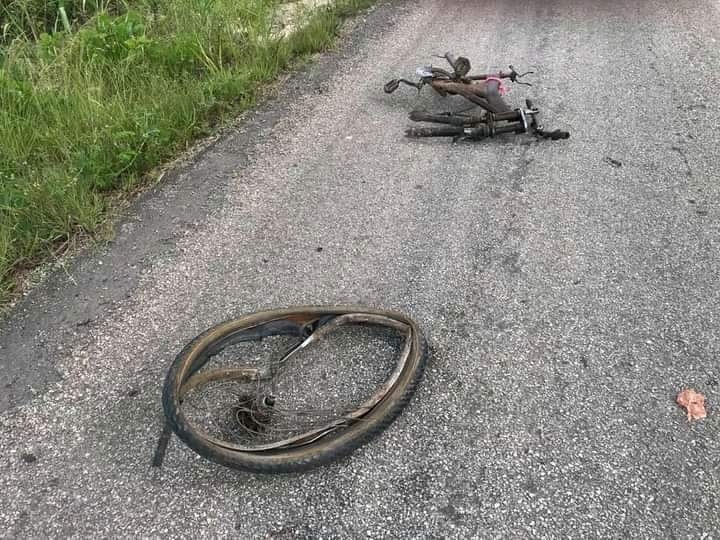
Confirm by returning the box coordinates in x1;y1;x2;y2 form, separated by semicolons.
384;79;400;94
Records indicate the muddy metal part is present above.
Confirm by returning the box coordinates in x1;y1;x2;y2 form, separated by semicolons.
384;52;569;141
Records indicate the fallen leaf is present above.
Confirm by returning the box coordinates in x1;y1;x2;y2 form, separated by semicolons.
676;389;707;421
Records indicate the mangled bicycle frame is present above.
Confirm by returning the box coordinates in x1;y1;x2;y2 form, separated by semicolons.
384;53;570;142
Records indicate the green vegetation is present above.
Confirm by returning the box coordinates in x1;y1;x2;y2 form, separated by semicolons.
0;0;372;303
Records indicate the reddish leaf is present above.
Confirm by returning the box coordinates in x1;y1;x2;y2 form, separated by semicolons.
676;389;707;421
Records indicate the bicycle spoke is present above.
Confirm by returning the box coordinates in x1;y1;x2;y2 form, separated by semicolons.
178;324;405;450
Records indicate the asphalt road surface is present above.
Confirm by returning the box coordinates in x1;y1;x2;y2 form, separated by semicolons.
2;0;719;537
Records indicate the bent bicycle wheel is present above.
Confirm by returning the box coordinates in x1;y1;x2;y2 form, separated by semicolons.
161;306;428;473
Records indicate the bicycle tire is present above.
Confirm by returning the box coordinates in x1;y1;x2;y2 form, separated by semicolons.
405;125;465;138
161;306;428;473
408;111;484;126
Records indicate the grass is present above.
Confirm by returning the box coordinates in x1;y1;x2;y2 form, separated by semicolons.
0;0;374;305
